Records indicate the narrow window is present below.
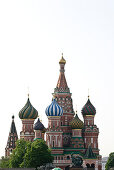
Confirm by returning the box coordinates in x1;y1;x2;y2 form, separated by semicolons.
53;141;54;147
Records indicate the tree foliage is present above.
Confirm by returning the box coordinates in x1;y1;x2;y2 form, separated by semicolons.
0;156;9;168
23;139;53;168
106;152;114;170
8;139;53;168
9;139;30;168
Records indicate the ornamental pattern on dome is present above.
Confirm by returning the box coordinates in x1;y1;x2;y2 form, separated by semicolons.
19;98;38;119
34;118;44;131
81;98;96;115
70;114;84;129
45;99;63;117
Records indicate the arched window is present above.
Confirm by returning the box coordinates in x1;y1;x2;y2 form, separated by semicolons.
91;163;95;168
10;149;12;154
53;141;54;147
67;156;70;160
86;163;91;168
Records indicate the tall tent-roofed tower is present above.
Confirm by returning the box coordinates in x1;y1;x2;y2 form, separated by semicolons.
5;116;18;157
53;54;74;147
19;95;38;141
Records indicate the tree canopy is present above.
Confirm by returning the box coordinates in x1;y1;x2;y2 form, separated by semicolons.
23;139;53;168
0;156;9;168
9;139;29;168
106;152;114;170
8;139;53;168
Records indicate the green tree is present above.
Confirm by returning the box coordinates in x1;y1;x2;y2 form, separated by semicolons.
0;156;9;168
8;139;53;168
22;139;53;168
106;152;114;170
9;139;30;168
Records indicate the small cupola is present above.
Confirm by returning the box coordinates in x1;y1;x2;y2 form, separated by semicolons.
70;111;84;129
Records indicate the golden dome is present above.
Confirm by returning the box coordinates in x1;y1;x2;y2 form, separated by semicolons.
59;53;66;64
69;113;84;129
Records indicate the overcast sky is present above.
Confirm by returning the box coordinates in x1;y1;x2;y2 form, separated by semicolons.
0;0;114;158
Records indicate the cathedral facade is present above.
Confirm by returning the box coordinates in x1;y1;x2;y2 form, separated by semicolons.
5;55;102;170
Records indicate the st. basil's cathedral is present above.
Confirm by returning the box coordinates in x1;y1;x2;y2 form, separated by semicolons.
5;55;102;170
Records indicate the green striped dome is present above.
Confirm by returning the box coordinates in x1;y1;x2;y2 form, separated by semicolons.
19;97;38;119
70;114;84;129
81;98;96;116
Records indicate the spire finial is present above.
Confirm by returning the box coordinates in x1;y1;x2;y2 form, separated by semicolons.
27;86;30;98
76;110;77;115
52;94;56;101
76;105;77;114
12;115;14;120
40;114;42;122
88;88;90;99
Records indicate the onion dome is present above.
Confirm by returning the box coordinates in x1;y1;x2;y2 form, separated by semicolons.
19;97;38;119
45;98;63;117
59;53;66;64
81;97;96;116
70;113;84;129
34;118;44;131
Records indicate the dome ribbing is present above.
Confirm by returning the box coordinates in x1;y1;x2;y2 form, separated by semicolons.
19;97;38;119
45;99;63;117
34;118;44;131
81;98;96;116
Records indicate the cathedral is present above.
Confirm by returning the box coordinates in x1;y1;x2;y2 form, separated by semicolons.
5;55;102;170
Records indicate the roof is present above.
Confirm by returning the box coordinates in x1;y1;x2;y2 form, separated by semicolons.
82;98;96;116
59;54;66;64
85;145;96;159
69;113;84;129
19;97;38;119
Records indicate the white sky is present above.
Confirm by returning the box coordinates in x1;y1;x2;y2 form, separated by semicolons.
0;0;114;158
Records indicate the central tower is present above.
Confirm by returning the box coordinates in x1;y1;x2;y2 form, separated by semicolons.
53;54;74;146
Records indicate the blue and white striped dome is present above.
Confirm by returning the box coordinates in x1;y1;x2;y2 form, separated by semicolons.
45;99;63;117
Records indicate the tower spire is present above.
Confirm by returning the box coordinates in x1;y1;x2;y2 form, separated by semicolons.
54;54;69;93
5;115;18;157
88;88;90;99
